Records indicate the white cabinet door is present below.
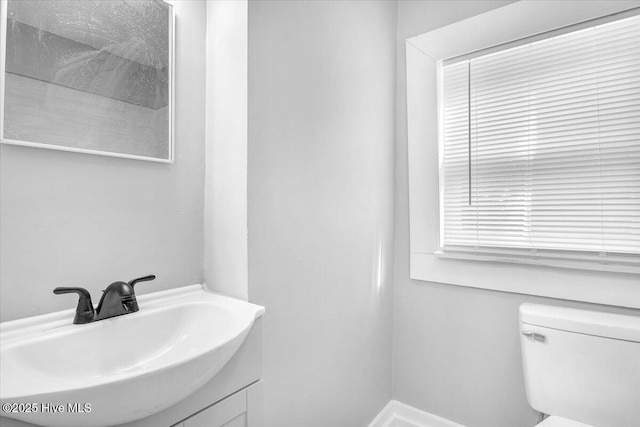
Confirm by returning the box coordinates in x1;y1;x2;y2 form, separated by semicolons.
246;381;262;427
182;381;262;427
218;414;247;427
184;390;246;427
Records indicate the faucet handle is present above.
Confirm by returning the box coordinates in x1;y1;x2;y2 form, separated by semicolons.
127;274;156;290
53;287;95;324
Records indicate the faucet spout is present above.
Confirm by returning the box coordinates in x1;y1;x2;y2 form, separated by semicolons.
53;275;155;324
95;281;136;320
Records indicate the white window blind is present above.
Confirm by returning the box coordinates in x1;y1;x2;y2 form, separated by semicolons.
440;14;640;266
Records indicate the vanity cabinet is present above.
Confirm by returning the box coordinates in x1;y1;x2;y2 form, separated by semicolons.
173;380;262;427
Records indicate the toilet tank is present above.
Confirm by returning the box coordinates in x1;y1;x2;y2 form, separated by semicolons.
519;303;640;427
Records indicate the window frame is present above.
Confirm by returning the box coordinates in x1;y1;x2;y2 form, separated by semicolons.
406;0;640;308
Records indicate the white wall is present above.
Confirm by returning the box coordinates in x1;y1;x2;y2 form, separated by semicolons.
204;0;249;300
393;2;640;427
0;0;206;322
247;1;397;426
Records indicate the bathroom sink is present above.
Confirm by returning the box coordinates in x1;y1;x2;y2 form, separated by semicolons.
0;285;264;427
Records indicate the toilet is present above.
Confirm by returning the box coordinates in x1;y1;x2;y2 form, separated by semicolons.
519;303;640;427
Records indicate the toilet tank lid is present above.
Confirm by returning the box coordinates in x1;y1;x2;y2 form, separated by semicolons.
520;303;640;343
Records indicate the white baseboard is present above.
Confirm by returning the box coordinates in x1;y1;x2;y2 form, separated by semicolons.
368;401;467;427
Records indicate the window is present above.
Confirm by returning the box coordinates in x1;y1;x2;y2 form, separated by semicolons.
407;1;639;307
440;14;640;269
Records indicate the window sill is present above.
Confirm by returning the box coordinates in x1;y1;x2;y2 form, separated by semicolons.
410;252;640;309
435;249;640;275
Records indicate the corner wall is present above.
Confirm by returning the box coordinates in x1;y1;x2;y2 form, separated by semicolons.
0;0;206;322
247;1;397;425
204;0;249;300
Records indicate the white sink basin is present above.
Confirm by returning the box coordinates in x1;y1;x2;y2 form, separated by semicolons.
0;285;264;427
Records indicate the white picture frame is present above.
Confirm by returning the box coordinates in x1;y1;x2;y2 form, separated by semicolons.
0;0;175;163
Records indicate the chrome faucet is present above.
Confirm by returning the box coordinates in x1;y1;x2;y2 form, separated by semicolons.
53;275;155;324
